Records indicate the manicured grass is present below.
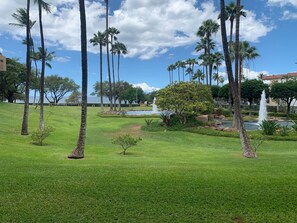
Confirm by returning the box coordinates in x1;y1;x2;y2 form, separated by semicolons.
1;103;297;222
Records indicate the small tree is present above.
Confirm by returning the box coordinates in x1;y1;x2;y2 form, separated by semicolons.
44;75;79;104
65;90;81;104
241;79;269;116
156;82;214;124
270;80;297;117
112;134;142;155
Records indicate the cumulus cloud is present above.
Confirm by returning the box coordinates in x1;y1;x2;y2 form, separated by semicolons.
0;0;273;60
242;68;270;80
268;0;297;7
133;82;160;92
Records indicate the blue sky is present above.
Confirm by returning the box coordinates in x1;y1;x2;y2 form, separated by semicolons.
0;0;297;94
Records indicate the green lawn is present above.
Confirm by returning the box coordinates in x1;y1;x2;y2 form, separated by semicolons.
1;103;297;223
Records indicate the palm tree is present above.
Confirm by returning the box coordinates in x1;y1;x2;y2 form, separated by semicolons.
68;0;88;159
219;0;255;158
167;65;172;84
9;6;35;135
108;27;120;110
197;19;219;86
104;0;112;111
111;41;127;110
185;67;193;81
186;58;196;81
34;0;51;130
175;61;183;82
31;47;55;105
181;61;186;81
90;31;106;111
193;69;205;84
213;52;224;85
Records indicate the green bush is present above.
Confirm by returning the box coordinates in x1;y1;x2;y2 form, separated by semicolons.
112;134;142;155
144;119;153;127
279;126;290;136
31;126;54;146
260;120;278;135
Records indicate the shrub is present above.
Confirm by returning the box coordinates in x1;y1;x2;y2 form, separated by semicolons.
259;120;278;135
112;134;142;155
144;119;153;127
31;126;54;146
160;111;172;127
279;125;290;136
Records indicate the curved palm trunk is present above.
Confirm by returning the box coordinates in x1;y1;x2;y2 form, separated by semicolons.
100;44;103;111
21;0;31;135
220;0;256;158
38;3;45;130
68;0;88;159
105;0;112;111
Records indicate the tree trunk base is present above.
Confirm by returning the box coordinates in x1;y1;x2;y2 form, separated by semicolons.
21;132;29;136
68;149;84;159
243;151;257;158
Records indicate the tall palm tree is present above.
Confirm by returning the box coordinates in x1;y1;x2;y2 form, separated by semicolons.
111;41;127;110
186;58;196;81
197;20;219;86
193;69;205;84
104;0;113;111
167;65;172;84
219;0;255;158
108;27;120;110
175;61;183;82
34;0;51;130
9;6;35;135
68;0;88;159
90;31;106;111
181;61;186;81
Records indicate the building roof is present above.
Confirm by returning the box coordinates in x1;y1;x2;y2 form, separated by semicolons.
262;72;297;80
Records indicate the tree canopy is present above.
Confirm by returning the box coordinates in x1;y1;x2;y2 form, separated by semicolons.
156;82;214;124
44;75;79;104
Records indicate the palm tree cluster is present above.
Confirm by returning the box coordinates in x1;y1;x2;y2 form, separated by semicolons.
90;26;127;112
167;20;225;87
10;0;54;134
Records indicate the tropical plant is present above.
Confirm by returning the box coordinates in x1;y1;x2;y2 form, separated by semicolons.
68;0;88;159
260;120;278;135
104;0;113;111
112;134;142;155
90;30;106;111
31;126;54;146
9;5;35;135
34;0;51;130
111;41;127;110
219;0;256;158
197;19;220;86
213;52;224;85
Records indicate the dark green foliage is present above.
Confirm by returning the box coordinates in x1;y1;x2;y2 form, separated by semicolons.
279;125;290;136
45;75;79;104
160;111;173;127
112;134;142;155
157;82;214;124
31;126;54;145
218;83;229;100
144;119;153;127
211;85;221;98
260;120;278;135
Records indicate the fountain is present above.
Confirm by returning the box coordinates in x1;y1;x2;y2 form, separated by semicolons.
152;97;158;113
258;90;267;125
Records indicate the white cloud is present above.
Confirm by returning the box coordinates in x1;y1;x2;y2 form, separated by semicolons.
0;0;273;60
242;68;270;80
281;10;297;20
133;82;160;92
0;47;3;53
268;0;297;7
54;56;71;63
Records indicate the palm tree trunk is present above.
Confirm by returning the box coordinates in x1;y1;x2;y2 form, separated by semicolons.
21;0;31;135
100;44;103;111
68;0;88;159
38;3;45;130
220;0;256;158
117;53;121;110
111;42;116;111
105;0;112;111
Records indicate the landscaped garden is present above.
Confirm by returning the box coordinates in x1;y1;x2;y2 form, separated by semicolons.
1;102;297;223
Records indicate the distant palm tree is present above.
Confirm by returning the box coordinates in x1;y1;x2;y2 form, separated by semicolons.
180;61;186;81
104;0;113;111
193;69;205;84
175;61;183;82
90;31;106;111
111;41;127;110
213;52;224;85
185;67;194;81
197;20;219;86
68;0;88;159
108;27;120;110
34;0;51;130
186;58;196;81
